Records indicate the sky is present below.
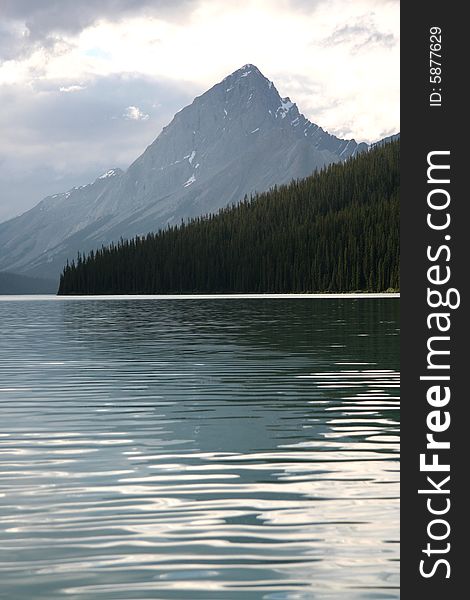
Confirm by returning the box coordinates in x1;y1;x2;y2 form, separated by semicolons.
0;0;399;223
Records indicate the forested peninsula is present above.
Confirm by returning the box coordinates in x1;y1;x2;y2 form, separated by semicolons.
58;140;399;295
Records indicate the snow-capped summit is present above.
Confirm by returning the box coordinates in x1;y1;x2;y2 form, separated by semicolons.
97;168;123;181
223;64;262;80
0;64;369;280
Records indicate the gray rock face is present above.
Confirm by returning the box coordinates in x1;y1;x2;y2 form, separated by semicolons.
0;64;369;280
371;132;400;148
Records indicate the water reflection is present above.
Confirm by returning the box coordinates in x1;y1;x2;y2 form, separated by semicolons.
0;298;399;599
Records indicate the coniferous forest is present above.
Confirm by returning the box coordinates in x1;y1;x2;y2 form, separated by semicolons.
58;140;399;295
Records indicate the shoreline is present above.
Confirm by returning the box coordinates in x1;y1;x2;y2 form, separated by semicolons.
0;292;400;301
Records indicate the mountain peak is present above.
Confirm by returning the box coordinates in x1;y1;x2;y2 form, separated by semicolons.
228;63;262;77
222;64;269;88
0;66;370;280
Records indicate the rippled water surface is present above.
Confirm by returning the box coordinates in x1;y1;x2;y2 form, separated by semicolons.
0;297;399;599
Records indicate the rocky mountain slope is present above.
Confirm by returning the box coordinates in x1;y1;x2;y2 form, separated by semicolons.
0;64;368;280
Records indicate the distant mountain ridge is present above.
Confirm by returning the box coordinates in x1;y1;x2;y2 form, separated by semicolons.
1;64;375;280
0;271;57;294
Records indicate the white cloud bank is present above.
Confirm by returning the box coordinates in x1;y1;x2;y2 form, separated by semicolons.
123;105;149;121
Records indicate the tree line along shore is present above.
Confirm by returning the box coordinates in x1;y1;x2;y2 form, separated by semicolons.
58;140;399;295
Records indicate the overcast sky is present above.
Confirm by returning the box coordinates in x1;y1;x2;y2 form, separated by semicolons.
0;0;399;223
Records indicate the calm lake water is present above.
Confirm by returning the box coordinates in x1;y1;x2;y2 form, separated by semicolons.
0;297;399;599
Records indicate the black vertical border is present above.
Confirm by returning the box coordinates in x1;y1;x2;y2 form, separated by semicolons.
401;2;466;598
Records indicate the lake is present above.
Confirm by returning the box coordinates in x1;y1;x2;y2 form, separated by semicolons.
0;296;399;599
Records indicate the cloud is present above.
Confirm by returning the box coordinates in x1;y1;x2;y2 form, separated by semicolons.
123;105;149;121
1;73;195;146
323;22;396;51
59;84;87;92
286;0;399;15
0;0;399;222
0;0;198;61
0;21;30;61
1;0;197;32
0;73;196;221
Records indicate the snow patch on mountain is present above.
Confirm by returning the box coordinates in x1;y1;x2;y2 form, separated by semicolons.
98;169;119;180
277;98;294;119
184;174;196;187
